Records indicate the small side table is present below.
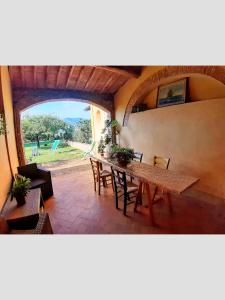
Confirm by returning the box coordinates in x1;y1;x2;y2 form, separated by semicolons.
1;188;43;229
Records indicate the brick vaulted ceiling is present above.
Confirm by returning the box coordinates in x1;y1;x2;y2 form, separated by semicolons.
9;66;141;94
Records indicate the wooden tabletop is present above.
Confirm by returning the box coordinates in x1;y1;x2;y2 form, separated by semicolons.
92;154;199;194
1;188;41;221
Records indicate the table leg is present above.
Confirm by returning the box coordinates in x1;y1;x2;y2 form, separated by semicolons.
146;182;156;226
134;181;143;212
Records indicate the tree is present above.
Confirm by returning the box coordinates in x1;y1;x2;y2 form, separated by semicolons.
22;115;71;147
73;119;92;144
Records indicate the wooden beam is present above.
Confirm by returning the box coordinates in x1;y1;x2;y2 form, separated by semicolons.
96;66;140;78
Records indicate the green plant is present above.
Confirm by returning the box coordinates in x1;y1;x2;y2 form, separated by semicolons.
12;176;31;198
112;146;134;165
0;113;7;135
98;137;106;153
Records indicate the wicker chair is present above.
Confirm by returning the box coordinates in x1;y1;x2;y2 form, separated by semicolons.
17;163;53;201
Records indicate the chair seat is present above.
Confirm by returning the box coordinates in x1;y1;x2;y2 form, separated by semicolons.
126;181;138;193
100;170;111;177
30;178;46;189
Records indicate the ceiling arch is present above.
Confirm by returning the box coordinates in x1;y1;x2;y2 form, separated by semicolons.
123;66;225;125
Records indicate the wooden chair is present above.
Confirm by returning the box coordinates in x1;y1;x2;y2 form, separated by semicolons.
152;155;171;204
133;152;143;162
90;158;113;195
130;151;143;182
111;166;141;216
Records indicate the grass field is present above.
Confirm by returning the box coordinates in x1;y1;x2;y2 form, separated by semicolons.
24;144;84;164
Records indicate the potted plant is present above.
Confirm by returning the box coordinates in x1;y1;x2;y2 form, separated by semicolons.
98;137;105;156
11;176;31;206
112;146;134;166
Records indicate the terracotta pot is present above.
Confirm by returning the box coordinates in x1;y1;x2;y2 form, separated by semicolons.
15;194;26;207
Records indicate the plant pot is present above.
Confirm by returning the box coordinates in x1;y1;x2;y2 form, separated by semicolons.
15;194;26;207
116;154;131;167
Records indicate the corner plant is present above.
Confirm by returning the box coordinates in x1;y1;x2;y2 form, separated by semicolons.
11;176;31;206
0;113;7;135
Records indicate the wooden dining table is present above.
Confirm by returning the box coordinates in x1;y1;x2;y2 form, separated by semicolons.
92;154;199;225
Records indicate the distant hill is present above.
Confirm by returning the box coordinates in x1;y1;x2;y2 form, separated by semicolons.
64;117;83;125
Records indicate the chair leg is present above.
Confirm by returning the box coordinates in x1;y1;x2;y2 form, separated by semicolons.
123;193;127;216
134;182;143;212
111;175;114;191
98;177;101;195
94;177;96;192
152;185;158;203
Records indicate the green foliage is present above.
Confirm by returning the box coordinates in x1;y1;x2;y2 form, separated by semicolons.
73;119;92;144
111;145;134;164
22;115;73;146
0;113;7;135
97;137;105;153
12;176;31;198
97;119;120;153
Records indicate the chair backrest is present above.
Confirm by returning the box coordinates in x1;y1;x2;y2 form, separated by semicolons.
51;140;60;151
111;166;127;192
133;152;143;162
90;158;100;179
17;163;38;179
154;156;170;169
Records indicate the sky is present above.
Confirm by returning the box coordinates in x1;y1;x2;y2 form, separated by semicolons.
21;101;91;119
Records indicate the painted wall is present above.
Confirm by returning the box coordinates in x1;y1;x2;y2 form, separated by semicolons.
143;75;225;108
115;67;225;199
0;66;19;209
90;105;109;151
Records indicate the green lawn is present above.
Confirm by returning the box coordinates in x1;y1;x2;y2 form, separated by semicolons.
25;144;84;164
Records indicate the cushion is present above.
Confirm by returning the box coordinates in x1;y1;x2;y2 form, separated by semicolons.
18;163;38;180
30;178;46;189
0;216;10;234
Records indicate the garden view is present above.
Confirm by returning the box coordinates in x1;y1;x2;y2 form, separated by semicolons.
22;114;92;165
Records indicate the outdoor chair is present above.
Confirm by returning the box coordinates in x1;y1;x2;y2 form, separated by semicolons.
90;158;113;195
111;166;141;216
17;163;53;201
0;213;53;234
152;155;171;204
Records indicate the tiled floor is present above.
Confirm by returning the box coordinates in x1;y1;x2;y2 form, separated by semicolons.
44;167;225;234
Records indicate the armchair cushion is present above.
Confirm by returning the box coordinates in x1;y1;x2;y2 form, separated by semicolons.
17;163;38;180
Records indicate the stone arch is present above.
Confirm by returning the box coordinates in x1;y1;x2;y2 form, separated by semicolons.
13;88;114;165
123;66;225;125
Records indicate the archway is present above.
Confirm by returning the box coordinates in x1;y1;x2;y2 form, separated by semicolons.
123;66;225;125
13;88;113;165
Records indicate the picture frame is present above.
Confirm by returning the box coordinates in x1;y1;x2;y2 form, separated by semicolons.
157;78;188;108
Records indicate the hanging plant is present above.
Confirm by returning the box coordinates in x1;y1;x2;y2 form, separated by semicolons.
0;113;7;135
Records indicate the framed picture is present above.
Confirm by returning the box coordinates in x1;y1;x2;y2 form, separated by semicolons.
157;78;187;108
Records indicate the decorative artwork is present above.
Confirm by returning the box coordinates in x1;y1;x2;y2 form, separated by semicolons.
157;78;187;108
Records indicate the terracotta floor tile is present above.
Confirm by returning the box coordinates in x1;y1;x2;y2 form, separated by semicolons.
44;169;225;234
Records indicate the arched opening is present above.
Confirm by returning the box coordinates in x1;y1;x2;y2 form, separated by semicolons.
17;99;110;169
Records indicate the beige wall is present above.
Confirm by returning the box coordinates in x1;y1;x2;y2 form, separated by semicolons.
144;75;225;108
0;66;19;209
91;105;109;149
115;67;225;199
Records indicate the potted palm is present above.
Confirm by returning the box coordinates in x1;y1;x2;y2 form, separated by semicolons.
112;146;134;166
11;176;31;206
